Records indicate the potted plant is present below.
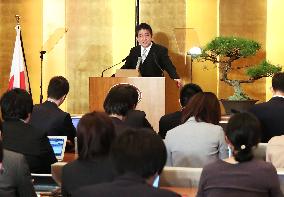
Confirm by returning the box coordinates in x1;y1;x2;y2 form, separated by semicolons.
194;36;281;114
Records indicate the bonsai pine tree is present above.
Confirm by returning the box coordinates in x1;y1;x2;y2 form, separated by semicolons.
196;36;281;100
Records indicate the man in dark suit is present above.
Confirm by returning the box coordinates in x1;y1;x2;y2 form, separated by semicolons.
121;23;181;87
159;83;202;138
0;89;57;173
73;128;180;197
250;72;284;142
30;76;76;151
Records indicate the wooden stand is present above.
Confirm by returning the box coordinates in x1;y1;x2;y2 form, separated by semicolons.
89;77;165;131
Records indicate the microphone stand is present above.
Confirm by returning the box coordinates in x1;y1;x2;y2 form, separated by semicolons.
101;58;126;77
39;51;46;104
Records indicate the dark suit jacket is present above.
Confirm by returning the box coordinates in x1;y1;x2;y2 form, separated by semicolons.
62;157;115;197
125;110;153;130
30;101;76;151
0;149;37;197
121;43;180;79
2;120;57;173
249;97;284;142
72;173;181;197
159;111;182;139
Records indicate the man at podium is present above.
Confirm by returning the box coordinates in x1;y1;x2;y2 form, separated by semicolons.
121;23;181;87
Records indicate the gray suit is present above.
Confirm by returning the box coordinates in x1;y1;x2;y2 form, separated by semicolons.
0;149;36;197
165;117;229;167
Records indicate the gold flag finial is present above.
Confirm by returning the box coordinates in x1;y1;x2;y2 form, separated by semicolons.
15;15;20;25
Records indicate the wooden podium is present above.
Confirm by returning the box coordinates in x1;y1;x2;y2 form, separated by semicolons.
89;77;165;131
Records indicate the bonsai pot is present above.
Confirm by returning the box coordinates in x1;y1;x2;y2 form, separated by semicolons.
220;99;258;115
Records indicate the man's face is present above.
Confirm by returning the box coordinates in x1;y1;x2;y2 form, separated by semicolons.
136;29;152;48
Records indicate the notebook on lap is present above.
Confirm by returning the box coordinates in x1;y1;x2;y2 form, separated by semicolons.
48;136;67;161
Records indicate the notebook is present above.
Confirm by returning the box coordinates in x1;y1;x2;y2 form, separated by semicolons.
48;136;67;161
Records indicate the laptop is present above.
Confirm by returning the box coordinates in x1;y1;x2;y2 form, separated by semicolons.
48;136;67;161
71;116;81;129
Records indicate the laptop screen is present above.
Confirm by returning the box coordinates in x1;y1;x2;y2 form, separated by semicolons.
71;116;81;129
49;138;65;156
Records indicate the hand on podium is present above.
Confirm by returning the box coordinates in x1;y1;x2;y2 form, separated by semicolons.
174;79;182;88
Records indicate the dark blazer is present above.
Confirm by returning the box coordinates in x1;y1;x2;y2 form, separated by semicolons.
0;149;37;197
249;96;284;142
72;173;181;197
121;43;180;79
125;110;153;130
2;120;57;173
30;101;76;151
159;111;182;139
62;157;115;197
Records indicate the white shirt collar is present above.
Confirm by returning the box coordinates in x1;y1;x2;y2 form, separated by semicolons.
272;95;284;99
140;42;152;57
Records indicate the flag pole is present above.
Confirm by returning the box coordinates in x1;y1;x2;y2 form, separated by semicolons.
15;15;32;97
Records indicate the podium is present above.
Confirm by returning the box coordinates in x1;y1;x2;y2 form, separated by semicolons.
89;77;165;131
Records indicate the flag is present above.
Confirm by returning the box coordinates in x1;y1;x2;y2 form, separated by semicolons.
8;25;26;90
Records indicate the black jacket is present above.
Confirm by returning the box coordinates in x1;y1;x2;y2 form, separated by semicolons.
2;120;57;173
122;43;180;79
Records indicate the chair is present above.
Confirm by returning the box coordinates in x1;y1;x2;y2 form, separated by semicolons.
159;166;202;187
253;143;267;161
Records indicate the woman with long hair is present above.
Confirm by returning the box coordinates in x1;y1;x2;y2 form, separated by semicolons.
165;92;228;167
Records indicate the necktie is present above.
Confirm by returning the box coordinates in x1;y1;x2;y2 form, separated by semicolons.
142;48;147;63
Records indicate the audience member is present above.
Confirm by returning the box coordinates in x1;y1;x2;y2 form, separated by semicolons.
103;84;152;135
165;92;228;167
266;135;284;168
159;83;202;138
30;76;76;151
73;128;180;197
0;125;37;197
250;72;284;142
0;88;57;173
197;112;283;197
61;112;116;196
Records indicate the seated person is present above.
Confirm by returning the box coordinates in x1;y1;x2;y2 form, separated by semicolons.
266;135;284;168
103;84;152;135
1;88;57;173
73;128;180;197
159;83;202;138
197;112;283;197
0;120;37;197
30;76;76;152
165;92;228;167
61;112;116;196
250;72;284;142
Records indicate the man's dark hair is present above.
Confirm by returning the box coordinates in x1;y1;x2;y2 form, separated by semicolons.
111;128;167;179
103;84;134;116
180;83;203;107
135;23;153;37
0;88;33;120
272;72;284;92
77;112;115;160
225;112;261;162
181;92;221;125
47;76;69;100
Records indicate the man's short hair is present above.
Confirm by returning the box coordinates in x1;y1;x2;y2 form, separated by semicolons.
0;88;33;120
103;84;134;116
272;72;284;92
180;83;203;107
135;23;153;37
110;128;167;179
47;76;69;100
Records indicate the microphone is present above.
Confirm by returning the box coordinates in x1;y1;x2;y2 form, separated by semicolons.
135;57;142;70
152;53;164;77
101;56;128;77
